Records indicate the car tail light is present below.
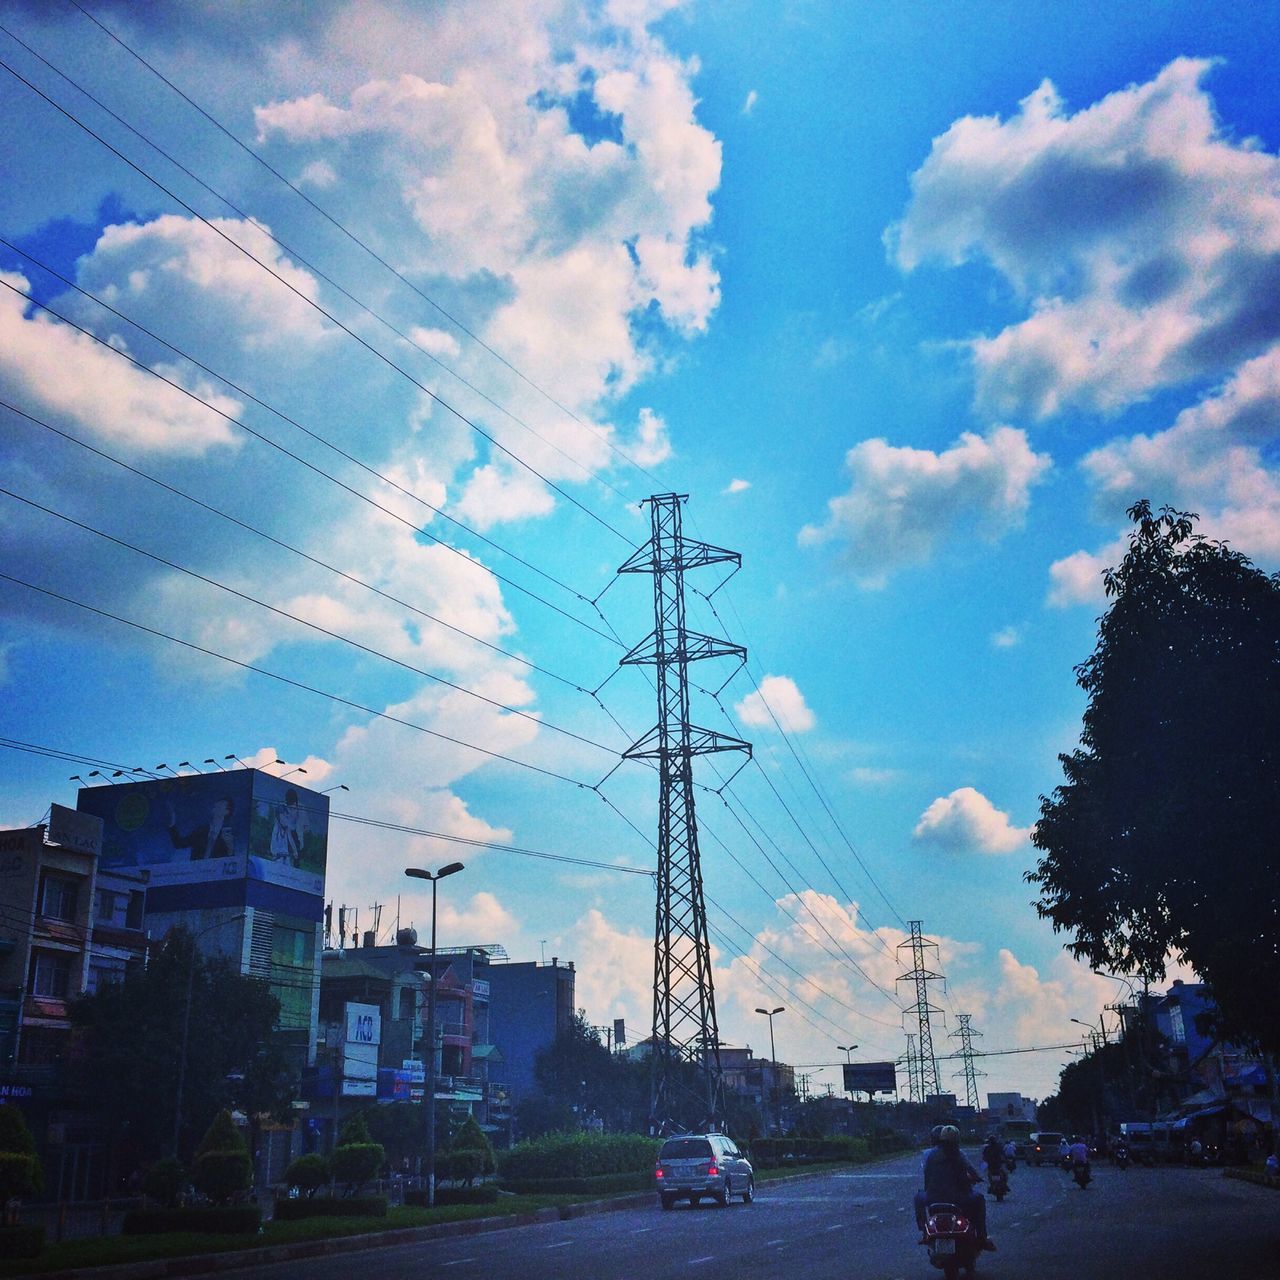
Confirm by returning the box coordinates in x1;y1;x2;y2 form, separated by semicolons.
655;1167;664;1179
706;1161;719;1176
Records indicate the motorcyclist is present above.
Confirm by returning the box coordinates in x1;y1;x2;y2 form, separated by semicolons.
921;1125;996;1252
1002;1137;1018;1169
1069;1135;1091;1180
981;1133;1006;1178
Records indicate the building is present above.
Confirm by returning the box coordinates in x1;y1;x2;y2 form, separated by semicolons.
75;769;329;1069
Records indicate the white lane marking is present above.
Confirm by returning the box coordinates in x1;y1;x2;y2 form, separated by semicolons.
632;1227;653;1234
442;1261;475;1268
826;1223;843;1232
546;1241;573;1249
689;1257;715;1265
766;1238;786;1246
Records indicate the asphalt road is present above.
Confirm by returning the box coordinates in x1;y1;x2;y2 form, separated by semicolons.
247;1153;1280;1280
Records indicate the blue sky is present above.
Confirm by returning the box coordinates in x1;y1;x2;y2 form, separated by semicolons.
3;0;1278;1102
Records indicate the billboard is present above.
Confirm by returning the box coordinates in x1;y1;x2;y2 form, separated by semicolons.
76;771;328;897
843;1061;898;1096
342;1002;380;1097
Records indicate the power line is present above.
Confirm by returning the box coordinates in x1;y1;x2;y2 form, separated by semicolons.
0;53;638;549
0;483;621;757
0;280;621;649
0;396;589;695
0;20;644;511
0;571;593;788
63;0;666;492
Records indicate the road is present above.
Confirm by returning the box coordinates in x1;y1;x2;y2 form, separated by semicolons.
248;1152;1280;1280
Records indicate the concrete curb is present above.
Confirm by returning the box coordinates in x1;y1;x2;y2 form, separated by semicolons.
22;1195;657;1280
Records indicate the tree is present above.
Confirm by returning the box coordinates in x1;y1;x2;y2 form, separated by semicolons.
68;928;297;1165
0;1103;42;1205
191;1109;251;1205
1028;501;1280;1052
330;1112;385;1192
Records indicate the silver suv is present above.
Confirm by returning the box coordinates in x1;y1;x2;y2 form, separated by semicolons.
655;1133;754;1210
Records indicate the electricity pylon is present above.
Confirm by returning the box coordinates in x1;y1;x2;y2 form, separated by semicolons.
898;920;945;1101
951;1013;984;1110
618;493;750;1130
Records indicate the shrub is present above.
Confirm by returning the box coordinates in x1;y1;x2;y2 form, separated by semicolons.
272;1195;387;1220
191;1109;251;1204
285;1153;330;1197
497;1132;659;1183
451;1115;496;1176
0;1152;41;1203
436;1149;484;1185
404;1184;499;1207
332;1111;385;1192
122;1205;261;1235
141;1157;186;1208
0;1224;43;1258
497;1170;652;1196
0;1103;42;1199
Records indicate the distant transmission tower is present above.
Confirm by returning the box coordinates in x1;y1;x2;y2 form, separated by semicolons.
898;921;945;1101
618;494;750;1130
903;1032;920;1103
951;1013;984;1110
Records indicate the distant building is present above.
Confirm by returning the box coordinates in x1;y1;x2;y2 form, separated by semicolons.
75;770;330;1068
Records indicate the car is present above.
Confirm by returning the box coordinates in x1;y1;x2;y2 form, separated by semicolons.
1029;1131;1066;1166
654;1133;754;1210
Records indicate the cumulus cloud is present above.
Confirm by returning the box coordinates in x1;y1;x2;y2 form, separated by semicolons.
724;478;751;494
742;89;758;116
889;58;1280;422
913;786;1032;854
735;674;816;732
0;270;242;456
990;626;1021;648
799;427;1050;587
626;406;673;467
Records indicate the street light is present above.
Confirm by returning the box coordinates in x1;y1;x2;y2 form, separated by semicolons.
755;1006;785;1134
838;1044;860;1063
173;914;246;1158
407;862;465;1206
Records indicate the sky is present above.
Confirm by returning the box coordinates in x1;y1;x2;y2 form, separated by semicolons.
3;0;1278;1105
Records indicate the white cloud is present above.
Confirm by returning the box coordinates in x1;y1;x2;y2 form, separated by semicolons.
990;626;1021;648
889;59;1280;422
408;325;463;361
735;674;816;732
298;159;338;189
799;427;1050;587
0;270;242;456
724;478;751;495
627;406;673;467
849;766;900;788
913;786;1032;854
742;89;758;116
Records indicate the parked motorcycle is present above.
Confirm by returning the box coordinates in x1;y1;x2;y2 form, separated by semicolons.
922;1201;980;1279
1073;1162;1092;1189
987;1166;1010;1202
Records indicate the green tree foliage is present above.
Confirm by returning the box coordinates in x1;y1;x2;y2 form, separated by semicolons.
140;1157;186;1208
191;1110;251;1205
451;1113;496;1175
1029;502;1280;1053
359;1102;422;1168
68;927;297;1162
284;1153;330;1197
0;1103;42;1200
331;1111;385;1191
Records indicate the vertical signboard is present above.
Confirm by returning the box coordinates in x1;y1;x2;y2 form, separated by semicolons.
342;1002;380;1097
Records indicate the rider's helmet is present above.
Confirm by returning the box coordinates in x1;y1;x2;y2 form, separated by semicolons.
930;1125;944;1143
938;1125;961;1147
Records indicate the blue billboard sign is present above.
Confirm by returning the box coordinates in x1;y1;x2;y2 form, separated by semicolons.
77;770;327;897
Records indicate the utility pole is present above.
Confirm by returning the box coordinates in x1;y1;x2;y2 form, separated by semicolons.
898;921;945;1102
618;494;750;1132
951;1014;984;1111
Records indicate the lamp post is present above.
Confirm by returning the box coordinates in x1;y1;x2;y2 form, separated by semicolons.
1071;1017;1108;1137
406;862;465;1206
173;915;245;1158
755;1006;785;1134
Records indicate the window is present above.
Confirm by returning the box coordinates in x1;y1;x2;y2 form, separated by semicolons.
39;873;80;923
94;889;127;928
86;955;127;995
30;949;72;998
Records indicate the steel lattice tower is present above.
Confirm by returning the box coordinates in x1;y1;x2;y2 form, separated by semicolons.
903;1032;920;1103
618;494;750;1129
898;920;944;1101
951;1014;984;1111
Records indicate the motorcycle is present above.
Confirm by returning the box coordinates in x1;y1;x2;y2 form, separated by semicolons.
922;1201;980;1279
1114;1146;1130;1170
1072;1162;1092;1189
987;1166;1009;1202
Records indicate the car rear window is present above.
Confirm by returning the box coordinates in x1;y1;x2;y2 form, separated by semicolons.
660;1138;714;1159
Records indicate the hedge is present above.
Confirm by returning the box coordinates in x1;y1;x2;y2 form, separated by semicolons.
272;1195;388;1220
1224;1168;1280;1191
498;1170;653;1196
0;1224;43;1259
498;1133;659;1182
436;1149;485;1184
748;1136;870;1166
405;1185;500;1207
121;1206;262;1236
